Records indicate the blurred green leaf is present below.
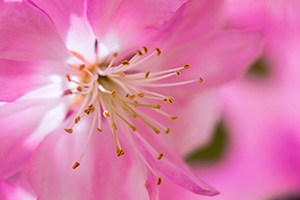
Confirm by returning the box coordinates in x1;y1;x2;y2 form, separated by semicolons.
247;58;270;78
186;121;228;163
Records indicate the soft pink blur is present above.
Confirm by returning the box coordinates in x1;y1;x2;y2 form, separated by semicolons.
159;0;300;199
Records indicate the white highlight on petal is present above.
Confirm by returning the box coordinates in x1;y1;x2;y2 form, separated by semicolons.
49;74;62;84
24;102;66;147
65;14;97;63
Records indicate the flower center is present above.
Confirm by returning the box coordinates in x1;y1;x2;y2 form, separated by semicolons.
63;41;203;169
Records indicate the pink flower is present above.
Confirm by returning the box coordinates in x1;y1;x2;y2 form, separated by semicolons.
0;0;263;199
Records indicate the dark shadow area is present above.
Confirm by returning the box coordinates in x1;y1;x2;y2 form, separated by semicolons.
186;121;229;163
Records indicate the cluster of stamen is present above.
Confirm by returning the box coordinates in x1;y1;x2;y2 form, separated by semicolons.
64;43;203;178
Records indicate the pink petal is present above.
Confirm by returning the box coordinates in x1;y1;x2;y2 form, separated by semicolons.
29;0;85;39
0;59;69;102
161;0;224;47
30;0;97;63
130;132;219;196
0;180;13;200
0;97;65;178
28;120;149;200
0;0;69;61
87;0;188;50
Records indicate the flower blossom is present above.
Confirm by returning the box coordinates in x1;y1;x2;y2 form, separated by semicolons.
0;0;264;199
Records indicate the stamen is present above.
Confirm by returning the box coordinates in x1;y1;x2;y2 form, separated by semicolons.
113;52;118;57
199;77;203;83
113;109;137;132
171;116;179;121
103;111;110;117
70;51;89;64
125;101;161;109
155;47;161;56
129;94;136;100
121;60;130;65
157;152;164;160
143;46;148;54
111;90;116;97
63;89;73;95
72;162;80;169
107;96;125;157
145;70;150;79
165;127;171;134
168;97;174;104
79;64;85;71
77;86;83;92
97;127;103;132
175;70;181;77
125;105;161;134
74;116;81;124
184;64;190;69
64;128;73;134
137;93;145;97
117;149;125;157
84;104;95;115
66;74;71;82
136;49;143;56
157;177;162;185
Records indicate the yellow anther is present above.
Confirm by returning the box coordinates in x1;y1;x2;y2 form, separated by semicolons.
134;101;139;107
136;49;143;56
162;99;168;103
79;64;85;71
168;97;174;104
84;104;95;115
154;105;161;109
129;94;136;100
103;111;110;117
155;129;161;134
117;71;126;78
117;149;125;157
171;116;179;121
155;47;161;56
64;128;73;134
111;90;116;97
184;64;190;69
66;74;71;82
157;177;162;185
72;162;80;169
121;60;130;65
143;46;148;54
137;93;145;97
131;126;137;132
63;89;73;95
125;93;130;98
97;127;103;132
199;77;203;83
145;70;150;79
157;152;164;160
77;86;83;92
113;52;118;57
175;70;181;77
165;127;171;134
74;116;81;124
